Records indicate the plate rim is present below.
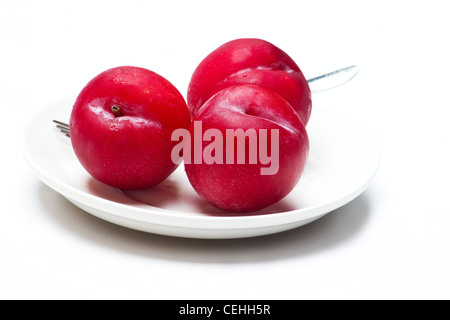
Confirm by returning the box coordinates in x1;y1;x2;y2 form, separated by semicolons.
21;96;380;235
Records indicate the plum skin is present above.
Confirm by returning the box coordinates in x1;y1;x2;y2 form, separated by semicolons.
184;85;309;212
70;66;191;190
187;38;312;125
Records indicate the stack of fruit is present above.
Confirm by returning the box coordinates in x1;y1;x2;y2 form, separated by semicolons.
70;38;311;212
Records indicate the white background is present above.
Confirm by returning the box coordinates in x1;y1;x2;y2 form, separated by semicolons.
1;0;449;299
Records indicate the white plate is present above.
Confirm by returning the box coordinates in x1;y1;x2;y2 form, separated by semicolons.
22;96;379;239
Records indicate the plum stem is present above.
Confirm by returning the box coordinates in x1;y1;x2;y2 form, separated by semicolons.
111;105;123;117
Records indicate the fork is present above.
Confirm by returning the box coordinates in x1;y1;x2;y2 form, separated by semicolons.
53;120;71;137
53;65;359;137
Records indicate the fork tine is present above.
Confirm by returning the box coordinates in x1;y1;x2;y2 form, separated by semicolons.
56;125;70;133
53;120;70;128
53;120;71;138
